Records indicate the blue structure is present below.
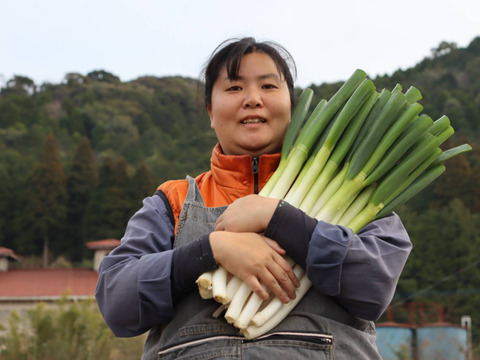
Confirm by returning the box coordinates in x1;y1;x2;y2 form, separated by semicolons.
376;324;414;360
376;323;468;360
417;325;467;360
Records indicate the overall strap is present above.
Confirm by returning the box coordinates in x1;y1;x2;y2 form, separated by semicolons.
173;176;227;248
184;175;206;205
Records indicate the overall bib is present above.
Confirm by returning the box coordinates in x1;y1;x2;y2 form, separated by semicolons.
142;176;382;360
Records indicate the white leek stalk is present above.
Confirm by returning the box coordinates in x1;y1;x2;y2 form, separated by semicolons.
196;271;213;299
224;282;252;324
241;274;313;340
211;266;228;303
250;264;305;327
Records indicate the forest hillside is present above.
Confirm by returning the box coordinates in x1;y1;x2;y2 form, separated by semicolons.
1;36;480;342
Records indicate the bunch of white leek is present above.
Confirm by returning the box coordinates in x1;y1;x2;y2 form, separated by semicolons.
196;69;471;339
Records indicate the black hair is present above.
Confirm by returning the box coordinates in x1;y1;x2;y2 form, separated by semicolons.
201;37;297;108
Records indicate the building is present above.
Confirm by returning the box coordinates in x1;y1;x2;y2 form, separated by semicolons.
0;247;21;272
86;239;121;272
0;240;119;325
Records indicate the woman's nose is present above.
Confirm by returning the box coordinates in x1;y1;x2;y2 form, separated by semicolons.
243;88;263;108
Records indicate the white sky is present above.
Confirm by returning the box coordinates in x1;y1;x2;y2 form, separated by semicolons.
1;0;479;88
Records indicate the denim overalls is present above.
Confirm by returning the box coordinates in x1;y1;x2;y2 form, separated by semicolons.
142;176;382;359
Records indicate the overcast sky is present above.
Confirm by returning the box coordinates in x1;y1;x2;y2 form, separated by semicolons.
1;0;479;88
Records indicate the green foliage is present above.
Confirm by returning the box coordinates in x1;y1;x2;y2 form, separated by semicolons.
431;41;458;58
390;199;480;343
65;137;97;261
87;70;121;84
0;301;145;360
3;75;36;95
373;37;480;139
14;134;67;266
130;161;155;203
84;156;134;241
0;69;216;261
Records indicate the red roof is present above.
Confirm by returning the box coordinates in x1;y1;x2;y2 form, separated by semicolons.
0;247;21;260
86;239;121;250
0;268;98;299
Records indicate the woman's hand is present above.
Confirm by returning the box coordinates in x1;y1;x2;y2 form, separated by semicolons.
215;195;279;233
209;231;300;303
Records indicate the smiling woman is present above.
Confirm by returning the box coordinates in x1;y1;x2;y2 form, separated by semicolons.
95;37;412;360
207;52;292;156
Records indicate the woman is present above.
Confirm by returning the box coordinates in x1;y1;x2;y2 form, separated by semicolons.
95;37;412;359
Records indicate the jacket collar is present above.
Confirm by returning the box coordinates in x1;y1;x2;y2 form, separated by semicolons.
210;144;281;194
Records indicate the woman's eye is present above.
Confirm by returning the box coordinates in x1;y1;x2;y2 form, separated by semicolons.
262;84;278;89
227;86;242;91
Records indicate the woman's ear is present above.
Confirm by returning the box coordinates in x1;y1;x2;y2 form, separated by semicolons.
206;105;215;129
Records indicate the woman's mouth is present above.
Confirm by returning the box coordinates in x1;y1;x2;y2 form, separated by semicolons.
241;118;266;124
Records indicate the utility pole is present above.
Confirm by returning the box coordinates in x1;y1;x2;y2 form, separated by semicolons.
461;315;472;360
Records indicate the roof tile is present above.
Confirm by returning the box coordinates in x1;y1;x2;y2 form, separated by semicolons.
0;268;98;298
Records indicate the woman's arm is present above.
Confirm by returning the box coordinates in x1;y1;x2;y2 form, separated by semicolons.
96;193;299;337
95;194;177;337
265;201;412;321
216;195;412;321
308;214;411;320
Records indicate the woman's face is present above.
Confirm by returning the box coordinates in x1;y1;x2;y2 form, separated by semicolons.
207;52;291;157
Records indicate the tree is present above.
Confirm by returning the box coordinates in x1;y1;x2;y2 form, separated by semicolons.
393;200;480;342
65;137;97;262
85;156;132;241
0;91;36;128
110;157;134;227
16;134;67;266
64;72;88;86
0;99;22;128
86;70;120;84
432;151;471;208
128;161;155;213
3;75;36;95
0;165;12;245
466;36;480;55
431;41;458;58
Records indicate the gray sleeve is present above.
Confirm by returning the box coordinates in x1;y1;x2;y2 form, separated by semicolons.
306;212;412;320
264;202;412;321
171;233;218;301
95;195;176;337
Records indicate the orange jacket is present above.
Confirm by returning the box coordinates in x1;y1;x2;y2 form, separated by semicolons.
158;144;281;233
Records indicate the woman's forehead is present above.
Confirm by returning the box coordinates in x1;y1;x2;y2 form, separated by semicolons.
221;53;284;81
